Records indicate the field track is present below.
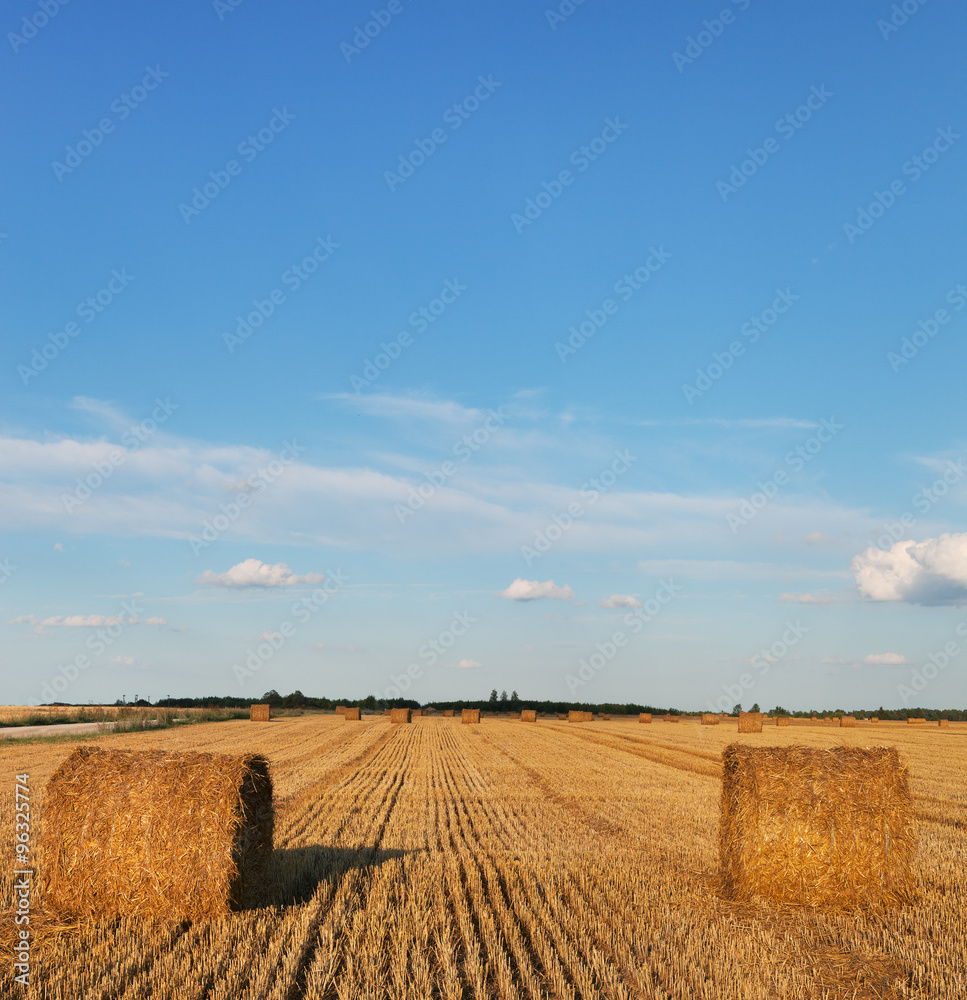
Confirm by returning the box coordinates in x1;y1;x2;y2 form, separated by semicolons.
1;715;965;999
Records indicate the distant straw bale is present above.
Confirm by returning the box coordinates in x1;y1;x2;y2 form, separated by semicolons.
41;747;273;921
871;717;879;723
521;710;537;722
390;708;411;724
639;713;652;723
720;743;915;907
443;709;454;717
938;719;950;728
701;714;720;726
602;714;611;720
334;705;347;716
663;714;680;723
412;709;423;718
557;713;567;720
776;717;790;727
462;709;480;724
738;711;762;734
907;717;927;725
343;707;360;721
840;716;856;728
250;703;270;722
568;711;585;722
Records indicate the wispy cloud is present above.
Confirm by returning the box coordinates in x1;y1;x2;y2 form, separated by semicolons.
199;559;324;588
600;594;641;608
498;578;574;601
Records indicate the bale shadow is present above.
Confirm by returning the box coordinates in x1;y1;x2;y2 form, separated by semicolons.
264;845;412;907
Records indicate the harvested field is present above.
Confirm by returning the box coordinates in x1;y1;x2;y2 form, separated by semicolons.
1;715;965;998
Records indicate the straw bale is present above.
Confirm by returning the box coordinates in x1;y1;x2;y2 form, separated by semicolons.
343;707;360;721
250;703;270;722
443;709;454;717
639;713;652;723
701;713;720;726
521;710;537;722
461;708;481;724
871;717;879;723
568;710;585;722
840;716;856;728
664;714;680;723
334;705;347;716
602;714;611;721
41;747;273;921
412;709;423;718
390;708;411;724
907;717;926;724
776;717;790;727
720;743;915;907
938;719;949;728
738;711;762;733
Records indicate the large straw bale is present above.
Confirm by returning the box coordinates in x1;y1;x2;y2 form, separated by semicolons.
701;713;720;726
390;708;411;724
461;708;480;724
41;747;273;921
250;703;270;722
776;717;790;727
720;743;915;907
840;716;857;728
521;710;537;722
639;713;652;723
343;707;360;721
738;711;762;733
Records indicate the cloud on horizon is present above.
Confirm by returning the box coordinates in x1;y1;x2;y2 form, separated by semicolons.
199;559;324;589
498;578;575;601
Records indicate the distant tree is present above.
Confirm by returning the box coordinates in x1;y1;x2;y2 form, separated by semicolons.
262;690;282;706
500;690;508;703
511;690;519;701
732;703;742;715
750;703;760;713
489;689;498;704
362;694;376;709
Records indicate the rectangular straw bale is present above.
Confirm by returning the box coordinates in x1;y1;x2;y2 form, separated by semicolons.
557;712;567;720
412;709;422;718
390;708;411;724
602;714;611;720
738;711;762;733
907;717;926;724
443;709;454;717
871;717;879;723
250;703;270;722
568;710;585;722
342;707;360;721
701;713;720;726
521;709;537;722
41;747;273;921
938;719;949;728
720;743;915;907
462;708;481;724
776;717;790;727
840;716;856;728
334;705;347;716
639;713;652;723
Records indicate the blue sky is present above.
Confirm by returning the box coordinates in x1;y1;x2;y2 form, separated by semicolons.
2;0;966;710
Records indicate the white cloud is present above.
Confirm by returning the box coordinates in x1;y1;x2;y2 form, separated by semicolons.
600;594;641;608
198;559;324;589
53;542;64;551
113;655;135;665
10;614;128;627
778;592;833;605
144;616;168;625
450;658;481;669
498;578;575;601
863;652;910;665
852;532;967;604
